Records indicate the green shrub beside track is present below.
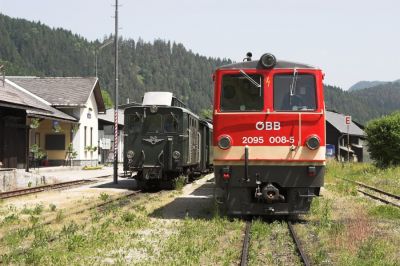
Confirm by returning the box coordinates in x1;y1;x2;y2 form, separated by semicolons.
365;111;400;167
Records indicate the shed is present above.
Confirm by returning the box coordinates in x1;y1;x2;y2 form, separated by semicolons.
326;111;366;162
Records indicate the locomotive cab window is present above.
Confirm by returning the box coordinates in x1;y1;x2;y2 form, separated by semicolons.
143;114;162;133
274;74;317;111
164;113;178;132
127;113;142;134
220;74;264;112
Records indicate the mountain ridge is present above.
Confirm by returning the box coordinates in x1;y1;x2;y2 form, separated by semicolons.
348;79;400;91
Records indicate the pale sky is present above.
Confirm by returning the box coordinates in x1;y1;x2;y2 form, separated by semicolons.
1;0;399;89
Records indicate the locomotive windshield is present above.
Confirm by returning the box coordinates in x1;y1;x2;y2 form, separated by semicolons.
274;74;317;111
143;114;162;133
164;113;178;132
220;74;264;112
136;112;179;134
126;113;142;134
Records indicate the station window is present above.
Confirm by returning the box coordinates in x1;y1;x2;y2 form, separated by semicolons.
90;127;93;146
220;74;264;112
84;126;87;147
274;74;317;111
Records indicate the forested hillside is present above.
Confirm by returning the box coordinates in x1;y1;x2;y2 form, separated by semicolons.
1;13;400;123
324;82;400;124
0;13;230;113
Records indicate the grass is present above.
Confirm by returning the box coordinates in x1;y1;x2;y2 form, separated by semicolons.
368;205;400;220
175;175;186;191
295;160;400;265
326;160;400;195
21;204;44;216
98;192;110;202
148;217;243;265
49;203;57;212
82;165;103;170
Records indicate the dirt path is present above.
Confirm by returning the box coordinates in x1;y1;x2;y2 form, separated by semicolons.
0;177;136;211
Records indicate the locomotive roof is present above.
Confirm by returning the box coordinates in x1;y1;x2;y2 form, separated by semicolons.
125;104;199;119
218;60;317;70
142;91;173;106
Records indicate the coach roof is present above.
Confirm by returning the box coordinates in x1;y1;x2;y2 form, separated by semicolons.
218;60;317;70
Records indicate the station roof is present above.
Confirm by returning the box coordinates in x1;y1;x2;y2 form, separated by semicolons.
0;80;77;122
7;76;105;113
326;111;365;136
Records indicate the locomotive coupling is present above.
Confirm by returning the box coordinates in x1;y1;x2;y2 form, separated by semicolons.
255;183;285;203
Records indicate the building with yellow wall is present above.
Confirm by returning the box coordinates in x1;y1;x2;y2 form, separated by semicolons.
6;77;105;167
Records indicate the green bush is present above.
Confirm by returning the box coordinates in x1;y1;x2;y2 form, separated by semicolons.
365;111;400;167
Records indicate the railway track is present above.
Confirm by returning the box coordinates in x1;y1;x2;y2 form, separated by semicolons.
239;220;311;266
0;179;97;200
240;221;252;266
342;178;400;208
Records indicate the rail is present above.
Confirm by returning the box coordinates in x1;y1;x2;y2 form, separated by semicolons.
240;221;252;266
341;177;400;208
288;221;311;266
0;179;96;199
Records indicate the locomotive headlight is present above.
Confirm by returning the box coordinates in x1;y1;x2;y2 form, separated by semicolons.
173;151;181;160
218;135;232;150
259;53;276;69
306;135;320;150
150;105;158;113
127;150;135;159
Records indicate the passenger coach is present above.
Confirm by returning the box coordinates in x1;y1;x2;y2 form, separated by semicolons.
213;53;325;216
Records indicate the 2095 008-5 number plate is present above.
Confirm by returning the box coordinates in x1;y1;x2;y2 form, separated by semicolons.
241;136;295;144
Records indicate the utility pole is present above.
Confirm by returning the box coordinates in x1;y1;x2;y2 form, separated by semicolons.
113;0;119;184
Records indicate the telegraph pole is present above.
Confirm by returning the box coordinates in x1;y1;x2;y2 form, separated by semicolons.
113;0;119;184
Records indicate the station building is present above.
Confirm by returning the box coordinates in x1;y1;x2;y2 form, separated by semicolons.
325;110;367;162
0;76;105;168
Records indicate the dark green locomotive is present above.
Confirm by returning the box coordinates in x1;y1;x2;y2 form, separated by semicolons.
124;92;213;190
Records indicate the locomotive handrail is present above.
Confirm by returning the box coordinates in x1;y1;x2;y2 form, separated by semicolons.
298;113;302;147
158;150;164;167
141;150;145;166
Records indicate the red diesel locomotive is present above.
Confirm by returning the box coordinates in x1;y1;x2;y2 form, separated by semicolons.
213;53;325;216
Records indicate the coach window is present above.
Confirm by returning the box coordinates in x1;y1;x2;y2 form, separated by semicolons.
220;74;264;112
143;114;162;133
274;74;317;111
